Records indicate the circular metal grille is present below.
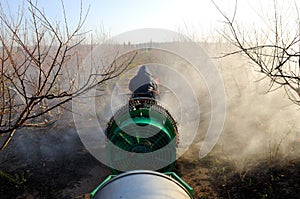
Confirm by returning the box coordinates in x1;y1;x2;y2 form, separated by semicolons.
105;99;178;173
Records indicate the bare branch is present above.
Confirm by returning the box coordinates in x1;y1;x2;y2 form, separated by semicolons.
0;0;135;151
215;0;300;105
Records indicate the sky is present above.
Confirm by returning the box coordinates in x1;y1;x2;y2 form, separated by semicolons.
1;0;299;41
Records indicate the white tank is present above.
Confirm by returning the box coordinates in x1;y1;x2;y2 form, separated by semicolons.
92;170;193;199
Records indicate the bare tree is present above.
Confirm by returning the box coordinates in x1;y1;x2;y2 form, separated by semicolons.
0;0;136;152
213;0;300;105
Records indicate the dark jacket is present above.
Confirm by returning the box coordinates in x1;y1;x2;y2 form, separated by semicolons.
129;66;157;96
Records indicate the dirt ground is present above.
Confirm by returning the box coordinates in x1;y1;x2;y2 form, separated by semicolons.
0;125;109;199
0;127;299;199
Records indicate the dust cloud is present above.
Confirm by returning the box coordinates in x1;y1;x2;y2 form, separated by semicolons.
198;43;300;170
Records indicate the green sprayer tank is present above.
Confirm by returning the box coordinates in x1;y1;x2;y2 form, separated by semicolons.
105;98;178;174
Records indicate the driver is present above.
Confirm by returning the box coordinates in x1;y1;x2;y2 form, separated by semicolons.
129;65;158;99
